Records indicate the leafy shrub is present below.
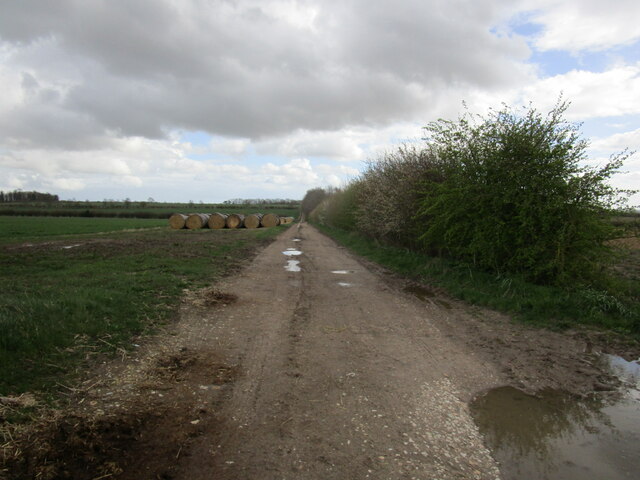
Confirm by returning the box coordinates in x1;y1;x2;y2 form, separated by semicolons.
356;146;440;248
309;184;361;230
301;188;327;219
418;100;634;284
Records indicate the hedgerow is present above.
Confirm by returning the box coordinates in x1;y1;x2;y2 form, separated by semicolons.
418;100;633;284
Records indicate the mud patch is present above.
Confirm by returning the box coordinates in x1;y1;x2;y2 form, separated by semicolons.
203;289;238;307
2;348;239;480
185;288;238;309
153;349;240;385
404;283;436;299
404;283;453;310
2;401;213;480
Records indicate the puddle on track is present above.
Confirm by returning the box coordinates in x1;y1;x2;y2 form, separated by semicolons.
337;282;353;287
282;250;302;256
403;284;452;309
285;260;301;272
470;356;640;480
331;270;353;274
403;284;435;299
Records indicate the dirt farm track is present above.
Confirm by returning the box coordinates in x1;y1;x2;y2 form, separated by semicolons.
4;222;638;480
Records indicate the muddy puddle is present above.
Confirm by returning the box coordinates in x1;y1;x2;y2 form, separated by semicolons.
282;249;302;256
470;355;640;480
331;270;354;274
404;284;452;309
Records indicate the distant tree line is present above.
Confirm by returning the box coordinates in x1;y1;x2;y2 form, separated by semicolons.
0;190;59;203
223;198;300;206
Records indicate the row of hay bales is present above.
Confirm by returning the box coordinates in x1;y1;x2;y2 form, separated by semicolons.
169;212;295;230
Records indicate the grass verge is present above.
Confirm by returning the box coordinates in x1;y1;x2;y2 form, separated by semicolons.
315;223;639;337
0;224;284;395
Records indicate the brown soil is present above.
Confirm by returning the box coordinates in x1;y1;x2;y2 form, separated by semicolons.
2;224;638;480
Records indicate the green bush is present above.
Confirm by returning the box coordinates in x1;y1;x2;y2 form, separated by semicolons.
418;100;634;284
301;188;327;219
309;183;361;230
356;146;440;248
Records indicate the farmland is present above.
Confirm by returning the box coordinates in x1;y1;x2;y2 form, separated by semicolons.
0;200;300;219
0;216;166;244
0;216;286;394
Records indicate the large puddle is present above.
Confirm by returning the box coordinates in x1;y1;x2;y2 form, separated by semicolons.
470;355;640;480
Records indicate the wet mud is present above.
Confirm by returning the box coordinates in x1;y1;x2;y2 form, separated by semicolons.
2;349;237;480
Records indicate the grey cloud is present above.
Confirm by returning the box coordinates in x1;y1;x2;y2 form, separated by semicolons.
0;0;532;147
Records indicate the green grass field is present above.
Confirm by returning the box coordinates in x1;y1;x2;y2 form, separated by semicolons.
0;216;166;244
0;218;285;395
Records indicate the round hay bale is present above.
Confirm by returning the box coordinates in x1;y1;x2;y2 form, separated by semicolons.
280;216;294;225
208;212;228;229
168;213;188;229
185;213;210;229
261;213;280;228
226;213;245;229
244;213;263;229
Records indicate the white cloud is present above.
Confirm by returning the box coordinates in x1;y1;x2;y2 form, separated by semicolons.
209;137;250;156
591;128;640;154
0;1;639;202
526;0;640;52
519;64;640;120
261;158;319;185
48;177;86;191
0;0;535;148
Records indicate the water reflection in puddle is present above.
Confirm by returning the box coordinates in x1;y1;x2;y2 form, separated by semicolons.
470;382;640;479
282;250;302;256
338;282;353;287
285;260;301;272
331;270;353;274
604;354;640;391
292;238;302;242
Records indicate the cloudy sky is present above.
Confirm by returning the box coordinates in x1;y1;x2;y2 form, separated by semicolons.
1;0;639;203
